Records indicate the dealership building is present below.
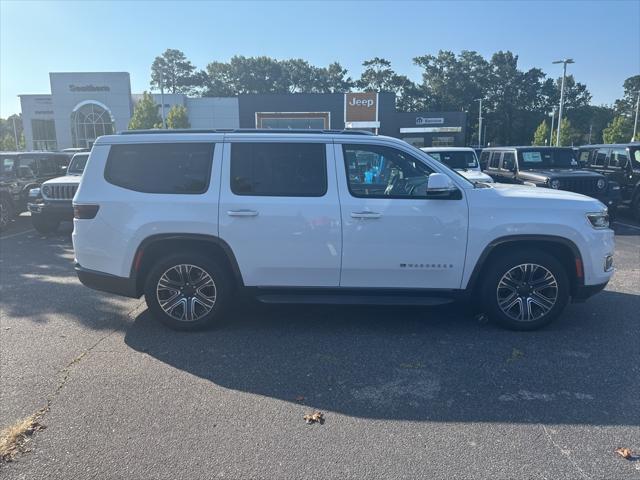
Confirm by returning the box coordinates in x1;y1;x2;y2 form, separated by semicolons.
19;72;466;151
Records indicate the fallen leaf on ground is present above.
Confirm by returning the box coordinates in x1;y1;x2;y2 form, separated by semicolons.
303;411;324;424
615;447;634;460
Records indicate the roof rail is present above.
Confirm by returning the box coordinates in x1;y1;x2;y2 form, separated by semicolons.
118;128;374;136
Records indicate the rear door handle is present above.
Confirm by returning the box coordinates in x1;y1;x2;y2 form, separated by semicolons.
227;209;259;217
351;211;382;219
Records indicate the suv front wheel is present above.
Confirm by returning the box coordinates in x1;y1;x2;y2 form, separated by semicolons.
481;250;569;330
144;253;230;330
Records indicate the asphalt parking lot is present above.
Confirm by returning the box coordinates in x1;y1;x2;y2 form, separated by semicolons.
1;213;639;479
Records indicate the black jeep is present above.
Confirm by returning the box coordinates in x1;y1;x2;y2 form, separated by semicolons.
0;152;72;229
481;147;621;214
577;143;640;219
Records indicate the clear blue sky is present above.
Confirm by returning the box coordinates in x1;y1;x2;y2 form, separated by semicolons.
1;0;639;116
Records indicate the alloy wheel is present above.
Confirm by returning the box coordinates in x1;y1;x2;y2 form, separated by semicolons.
496;263;558;322
156;264;217;322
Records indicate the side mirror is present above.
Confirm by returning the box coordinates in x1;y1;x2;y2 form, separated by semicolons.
427;173;458;199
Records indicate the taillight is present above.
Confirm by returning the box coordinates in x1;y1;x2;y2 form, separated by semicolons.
73;204;100;219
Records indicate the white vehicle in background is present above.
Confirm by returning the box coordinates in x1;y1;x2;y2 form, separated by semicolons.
421;147;494;184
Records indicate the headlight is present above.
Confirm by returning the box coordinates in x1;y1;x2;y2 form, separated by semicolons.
597;178;606;189
586;212;609;229
42;185;51;196
28;187;41;198
549;179;560;189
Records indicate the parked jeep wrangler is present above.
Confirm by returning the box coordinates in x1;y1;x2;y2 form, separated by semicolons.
481;146;621;215
28;152;89;233
576;143;640;219
73;130;614;331
0;151;72;229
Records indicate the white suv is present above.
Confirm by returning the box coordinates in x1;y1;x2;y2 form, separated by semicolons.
72;130;614;331
421;147;494;184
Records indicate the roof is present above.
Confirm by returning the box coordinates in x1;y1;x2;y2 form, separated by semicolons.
421;147;475;152
118;128;374;136
576;143;640;148
482;146;574;150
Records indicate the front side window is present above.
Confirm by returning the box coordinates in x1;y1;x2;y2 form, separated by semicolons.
489;152;502;168
578;150;591;165
501;152;516;170
593;148;609;167
632;148;640;168
230;143;327;197
343;144;433;198
105;143;214;194
17;157;37;178
68;154;89;175
37;157;58;176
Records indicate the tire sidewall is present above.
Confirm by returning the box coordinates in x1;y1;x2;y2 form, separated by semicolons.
482;250;569;331
144;253;230;330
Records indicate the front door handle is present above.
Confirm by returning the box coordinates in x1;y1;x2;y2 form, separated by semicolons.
227;209;259;217
351;211;382;219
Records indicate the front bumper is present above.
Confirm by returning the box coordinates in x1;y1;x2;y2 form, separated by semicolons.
75;263;140;298
28;201;74;220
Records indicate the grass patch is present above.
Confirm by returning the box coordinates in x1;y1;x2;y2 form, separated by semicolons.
0;412;46;463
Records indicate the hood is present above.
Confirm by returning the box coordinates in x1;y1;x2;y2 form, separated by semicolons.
458;169;494;183
490;182;604;206
519;169;603;180
42;175;82;185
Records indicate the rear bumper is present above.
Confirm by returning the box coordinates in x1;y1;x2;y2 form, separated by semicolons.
75;263;140;298
572;282;608;303
28;201;74;220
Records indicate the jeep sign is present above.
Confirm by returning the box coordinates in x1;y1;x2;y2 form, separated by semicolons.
345;92;378;124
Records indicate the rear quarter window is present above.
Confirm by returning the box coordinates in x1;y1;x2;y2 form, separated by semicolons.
104;143;214;194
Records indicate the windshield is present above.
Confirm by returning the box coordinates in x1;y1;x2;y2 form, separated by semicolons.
427;151;478;169
67;153;89;175
518;149;578;169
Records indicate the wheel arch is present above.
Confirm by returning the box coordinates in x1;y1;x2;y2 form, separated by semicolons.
131;234;244;297
466;235;584;298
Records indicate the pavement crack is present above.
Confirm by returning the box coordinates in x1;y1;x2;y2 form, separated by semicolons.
541;425;592;480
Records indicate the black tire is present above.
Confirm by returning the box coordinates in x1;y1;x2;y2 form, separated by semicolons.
144;253;231;330
31;214;60;234
481;249;569;331
0;196;13;230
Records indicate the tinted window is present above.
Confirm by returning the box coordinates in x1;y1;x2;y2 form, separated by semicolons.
17;157;37;178
105;143;214;194
609;148;629;168
632;148;640;167
230;143;326;197
68;154;89;175
578;150;592;165
38;157;59;175
593;148;608;167
489;152;502;168
501;152;515;170
479;151;490;169
343;144;433;198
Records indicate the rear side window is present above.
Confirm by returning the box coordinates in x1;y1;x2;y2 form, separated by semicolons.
593;148;608;167
609;148;629;168
105;143;214;194
489;152;502;168
501;152;515;170
230;143;327;197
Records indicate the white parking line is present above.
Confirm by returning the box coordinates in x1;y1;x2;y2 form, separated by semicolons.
0;229;35;240
614;221;640;231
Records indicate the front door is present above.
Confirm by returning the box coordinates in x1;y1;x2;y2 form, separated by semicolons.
335;142;469;289
218;141;342;287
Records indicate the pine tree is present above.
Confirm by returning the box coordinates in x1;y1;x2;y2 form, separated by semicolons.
166;105;190;129
129;92;162;129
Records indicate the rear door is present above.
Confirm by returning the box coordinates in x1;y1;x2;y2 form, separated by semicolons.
218;140;341;287
608;147;632;202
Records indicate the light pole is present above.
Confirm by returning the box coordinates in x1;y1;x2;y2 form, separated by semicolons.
549;109;555;146
552;58;574;146
159;69;166;129
11;116;19;150
476;98;483;147
633;90;639;142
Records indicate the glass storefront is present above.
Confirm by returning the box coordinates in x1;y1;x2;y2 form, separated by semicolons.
31;119;57;151
71;102;115;148
256;112;330;130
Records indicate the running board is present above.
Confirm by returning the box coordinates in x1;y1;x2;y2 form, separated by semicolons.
255;294;454;306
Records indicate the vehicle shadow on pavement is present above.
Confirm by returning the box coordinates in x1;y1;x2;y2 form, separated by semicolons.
125;290;640;424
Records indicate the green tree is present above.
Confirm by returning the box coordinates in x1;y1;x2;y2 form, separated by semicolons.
602;116;633;143
614;75;640;115
532;120;550;145
166;105;190;129
129;92;162;129
551;118;579;146
357;57;418;111
317;62;354;93
151;49;204;95
0;114;25;150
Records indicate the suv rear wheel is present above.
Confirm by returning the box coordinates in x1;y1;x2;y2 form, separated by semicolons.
144;253;230;330
481;249;569;331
